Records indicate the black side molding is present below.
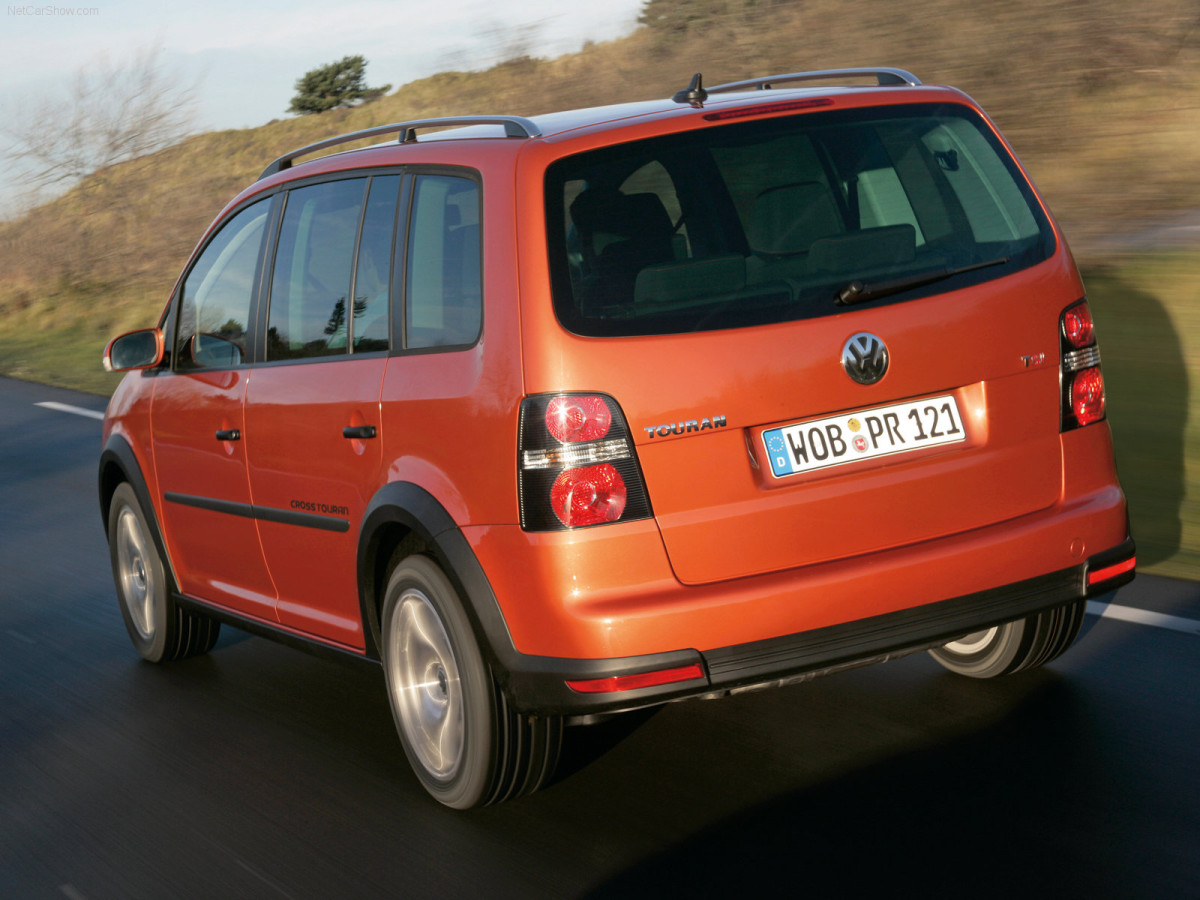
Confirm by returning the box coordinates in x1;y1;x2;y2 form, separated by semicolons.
163;492;350;534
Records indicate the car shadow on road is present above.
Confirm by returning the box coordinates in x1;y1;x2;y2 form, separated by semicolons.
581;675;1161;899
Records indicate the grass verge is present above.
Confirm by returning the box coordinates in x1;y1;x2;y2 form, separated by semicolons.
0;323;124;396
1083;251;1200;581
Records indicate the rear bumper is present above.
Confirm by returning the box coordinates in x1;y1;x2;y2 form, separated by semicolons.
498;537;1135;716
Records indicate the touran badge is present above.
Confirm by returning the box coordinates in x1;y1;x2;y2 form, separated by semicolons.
842;333;889;385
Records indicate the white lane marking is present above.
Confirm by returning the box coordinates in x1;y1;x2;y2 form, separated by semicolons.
34;401;105;421
1086;601;1200;636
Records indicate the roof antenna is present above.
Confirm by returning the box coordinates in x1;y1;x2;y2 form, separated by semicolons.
672;73;707;107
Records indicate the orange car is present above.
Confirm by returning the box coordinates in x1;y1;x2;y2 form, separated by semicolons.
100;68;1134;808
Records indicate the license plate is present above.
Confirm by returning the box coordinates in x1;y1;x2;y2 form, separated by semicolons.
762;395;966;478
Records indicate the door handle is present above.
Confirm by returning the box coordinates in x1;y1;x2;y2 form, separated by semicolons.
343;425;377;440
215;429;241;441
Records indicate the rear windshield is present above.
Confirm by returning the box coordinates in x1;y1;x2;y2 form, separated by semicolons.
545;103;1055;336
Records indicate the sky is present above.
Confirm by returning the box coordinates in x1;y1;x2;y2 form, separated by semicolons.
0;0;646;213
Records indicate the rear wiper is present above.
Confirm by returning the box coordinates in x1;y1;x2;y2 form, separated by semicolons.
834;256;1010;306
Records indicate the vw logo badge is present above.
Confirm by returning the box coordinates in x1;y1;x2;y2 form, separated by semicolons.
842;333;889;385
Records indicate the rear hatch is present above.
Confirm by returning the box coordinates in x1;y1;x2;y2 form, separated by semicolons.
535;94;1071;584
628;273;1065;584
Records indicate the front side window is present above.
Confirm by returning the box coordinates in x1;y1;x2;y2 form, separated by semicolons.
546;103;1055;337
404;174;481;349
176;199;269;368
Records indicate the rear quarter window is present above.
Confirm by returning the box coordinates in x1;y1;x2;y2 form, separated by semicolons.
403;174;482;350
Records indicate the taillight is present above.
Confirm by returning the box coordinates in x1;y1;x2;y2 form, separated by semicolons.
1070;367;1105;426
519;393;653;531
1062;303;1095;349
545;395;612;443
550;464;627;527
1060;299;1105;430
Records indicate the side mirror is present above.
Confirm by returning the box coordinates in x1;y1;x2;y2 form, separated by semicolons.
191;332;244;368
103;328;165;372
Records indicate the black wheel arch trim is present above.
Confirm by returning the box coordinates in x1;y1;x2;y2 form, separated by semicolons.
99;434;180;591
355;482;708;710
357;482;519;666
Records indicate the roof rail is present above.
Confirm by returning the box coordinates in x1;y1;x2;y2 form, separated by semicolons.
707;67;922;94
259;115;542;179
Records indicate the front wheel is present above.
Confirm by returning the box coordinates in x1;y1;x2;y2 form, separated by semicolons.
380;555;561;808
107;482;219;662
928;599;1086;679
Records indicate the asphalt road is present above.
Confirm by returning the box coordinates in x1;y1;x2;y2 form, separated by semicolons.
2;376;1198;899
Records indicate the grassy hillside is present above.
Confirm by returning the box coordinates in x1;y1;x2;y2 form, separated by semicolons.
1;0;1198;577
1;2;1197;332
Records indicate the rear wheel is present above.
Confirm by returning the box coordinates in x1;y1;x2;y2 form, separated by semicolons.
381;555;561;808
928;599;1086;678
107;483;220;662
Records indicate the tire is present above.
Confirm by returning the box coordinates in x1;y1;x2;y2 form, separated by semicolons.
380;555;561;809
928;599;1086;679
107;482;220;663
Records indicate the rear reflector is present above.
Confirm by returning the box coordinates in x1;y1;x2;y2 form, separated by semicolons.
1087;556;1136;587
566;663;705;694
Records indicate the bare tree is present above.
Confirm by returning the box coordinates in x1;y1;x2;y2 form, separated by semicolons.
4;44;198;189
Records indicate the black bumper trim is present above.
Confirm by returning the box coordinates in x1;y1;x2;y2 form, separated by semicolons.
502;538;1135;716
705;567;1078;688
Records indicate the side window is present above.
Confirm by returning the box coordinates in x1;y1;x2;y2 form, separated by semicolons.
405;174;481;349
267;179;367;361
352;175;400;352
176;199;269;369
